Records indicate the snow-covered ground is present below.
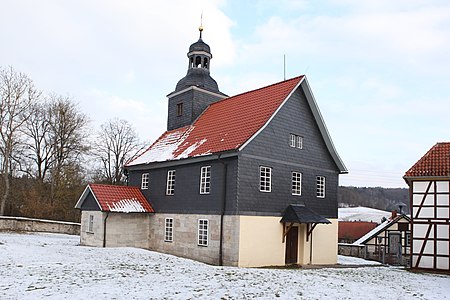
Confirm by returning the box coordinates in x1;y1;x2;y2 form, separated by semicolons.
338;207;392;222
1;232;449;299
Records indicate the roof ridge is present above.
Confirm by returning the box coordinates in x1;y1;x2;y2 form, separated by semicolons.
208;75;304;107
89;183;140;189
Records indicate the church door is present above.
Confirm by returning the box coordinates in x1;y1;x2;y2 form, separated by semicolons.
285;226;299;264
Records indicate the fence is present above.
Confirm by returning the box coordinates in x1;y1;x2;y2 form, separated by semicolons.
0;216;80;235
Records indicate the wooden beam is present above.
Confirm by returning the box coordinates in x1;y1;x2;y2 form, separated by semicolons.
282;223;295;243
306;223;317;242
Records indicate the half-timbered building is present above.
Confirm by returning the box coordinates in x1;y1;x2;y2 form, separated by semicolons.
403;142;450;272
77;28;347;267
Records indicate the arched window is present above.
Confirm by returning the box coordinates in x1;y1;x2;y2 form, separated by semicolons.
195;56;201;67
203;58;209;69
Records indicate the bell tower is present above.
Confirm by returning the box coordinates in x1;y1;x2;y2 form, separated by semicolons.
166;26;227;131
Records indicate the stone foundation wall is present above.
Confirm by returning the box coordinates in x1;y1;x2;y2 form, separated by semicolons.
149;213;240;266
338;243;365;257
0;216;80;235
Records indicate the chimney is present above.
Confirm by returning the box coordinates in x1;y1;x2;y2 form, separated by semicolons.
391;210;397;219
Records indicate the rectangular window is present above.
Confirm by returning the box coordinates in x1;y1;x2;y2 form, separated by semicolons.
141;173;149;190
292;172;302;195
166;170;176;195
316;176;326;198
260;166;272;192
289;134;303;149
176;103;183;116
87;215;94;233
290;134;296;147
198;219;209;246
164;218;173;242
200;166;211;194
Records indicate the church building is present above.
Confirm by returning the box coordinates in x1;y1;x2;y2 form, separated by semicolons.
76;27;347;267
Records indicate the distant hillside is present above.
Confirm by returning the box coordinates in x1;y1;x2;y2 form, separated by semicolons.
338;207;391;223
338;186;409;213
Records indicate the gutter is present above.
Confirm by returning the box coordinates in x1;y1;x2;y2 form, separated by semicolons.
218;154;228;266
103;212;109;248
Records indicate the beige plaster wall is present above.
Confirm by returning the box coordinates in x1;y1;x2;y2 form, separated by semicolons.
306;219;338;264
237;216;285;267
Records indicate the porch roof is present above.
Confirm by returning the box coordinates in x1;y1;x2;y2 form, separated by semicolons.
280;204;331;224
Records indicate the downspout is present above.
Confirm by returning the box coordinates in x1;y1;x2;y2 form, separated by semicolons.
103;212;109;248
309;226;313;264
218;154;228;266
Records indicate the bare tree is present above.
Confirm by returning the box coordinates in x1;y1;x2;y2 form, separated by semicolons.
0;66;40;215
46;96;89;203
94;118;143;185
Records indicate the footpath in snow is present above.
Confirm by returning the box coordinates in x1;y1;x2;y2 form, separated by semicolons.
0;232;449;299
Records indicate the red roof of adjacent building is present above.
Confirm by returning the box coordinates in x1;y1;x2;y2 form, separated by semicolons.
127;76;304;166
76;184;154;213
404;142;450;178
338;221;378;241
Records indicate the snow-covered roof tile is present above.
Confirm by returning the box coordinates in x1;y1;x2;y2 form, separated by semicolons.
126;76;304;166
76;184;154;213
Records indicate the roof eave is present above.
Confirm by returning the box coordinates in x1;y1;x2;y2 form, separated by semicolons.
300;78;348;174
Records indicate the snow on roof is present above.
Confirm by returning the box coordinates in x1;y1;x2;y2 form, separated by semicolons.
107;198;149;213
75;184;154;213
353;219;390;245
126;76;304;166
353;214;410;245
338;207;391;223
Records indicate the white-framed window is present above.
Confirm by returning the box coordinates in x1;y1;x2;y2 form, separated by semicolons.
200;166;211;194
166;170;176;195
260;166;272;192
198;219;209;246
141;173;149;190
87;214;94;233
292;172;302;196
316;176;326;198
289;134;303;149
164;218;173;242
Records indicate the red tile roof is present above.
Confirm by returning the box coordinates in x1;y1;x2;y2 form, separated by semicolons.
338;221;378;241
76;184;154;213
128;76;304;165
404;142;450;178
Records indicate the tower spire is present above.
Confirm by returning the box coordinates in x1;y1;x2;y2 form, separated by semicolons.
199;12;204;39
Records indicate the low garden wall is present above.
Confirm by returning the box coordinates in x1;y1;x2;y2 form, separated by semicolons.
338;243;365;258
0;216;80;235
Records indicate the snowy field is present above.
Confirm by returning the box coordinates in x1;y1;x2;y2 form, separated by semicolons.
1;232;449;300
338;207;392;223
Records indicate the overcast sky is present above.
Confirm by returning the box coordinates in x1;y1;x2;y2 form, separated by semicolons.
1;0;449;188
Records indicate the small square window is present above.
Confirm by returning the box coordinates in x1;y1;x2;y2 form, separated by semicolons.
177;103;183;116
166;170;176;195
316;176;325;198
165;218;173;242
292;172;302;196
141;173;149;190
260;166;272;192
198;219;209;246
200;166;211;194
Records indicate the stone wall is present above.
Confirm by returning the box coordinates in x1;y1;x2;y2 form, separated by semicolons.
80;211;151;248
149;213;240;266
0;216;80;235
338;243;365;257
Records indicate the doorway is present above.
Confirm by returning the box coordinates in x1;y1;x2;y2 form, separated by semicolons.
285;226;298;264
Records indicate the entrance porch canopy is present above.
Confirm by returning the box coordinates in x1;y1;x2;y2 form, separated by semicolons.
280;204;331;242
